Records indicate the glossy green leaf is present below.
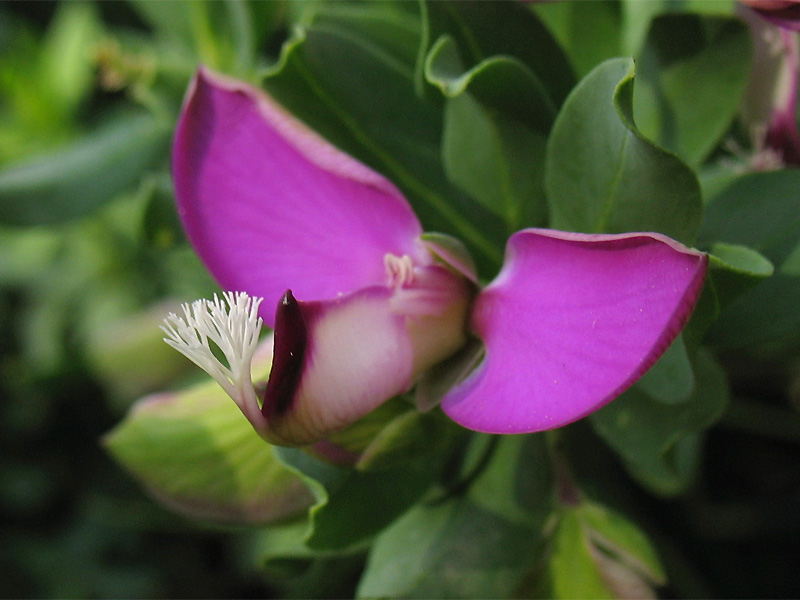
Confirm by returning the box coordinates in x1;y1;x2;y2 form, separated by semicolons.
705;273;800;353
355;409;458;473
424;34;558;133
431;48;549;232
684;243;773;347
262;1;504;274
550;500;666;599
620;0;736;56
104;351;314;523
546;58;702;244
700;170;800;268
273;443;443;551
532;0;623;78
708;243;774;303
698;171;800;352
549;509;614;600
0;111;171;226
357;434;553;599
576;501;666;587
634;14;752;165
591;349;729;496
420;0;575;108
636;334;694;405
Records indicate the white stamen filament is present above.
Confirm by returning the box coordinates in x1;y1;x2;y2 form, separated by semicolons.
161;291;264;424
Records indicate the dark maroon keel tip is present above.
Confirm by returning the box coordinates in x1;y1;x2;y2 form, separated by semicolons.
263;290;307;419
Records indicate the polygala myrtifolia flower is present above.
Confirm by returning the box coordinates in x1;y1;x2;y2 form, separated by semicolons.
164;67;707;447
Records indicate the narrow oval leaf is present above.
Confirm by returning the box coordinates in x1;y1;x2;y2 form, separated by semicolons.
545;58;702;244
0;112;171;226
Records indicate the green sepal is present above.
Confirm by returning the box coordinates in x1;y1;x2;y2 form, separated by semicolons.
104;370;313;524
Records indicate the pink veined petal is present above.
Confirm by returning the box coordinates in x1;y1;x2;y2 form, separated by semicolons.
441;229;708;434
259;288;416;446
173;68;425;327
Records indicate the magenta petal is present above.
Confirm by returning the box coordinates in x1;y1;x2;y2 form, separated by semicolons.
441;229;708;434
260;287;415;445
173;68;425;326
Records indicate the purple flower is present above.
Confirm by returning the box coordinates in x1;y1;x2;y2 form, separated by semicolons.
165;68;707;447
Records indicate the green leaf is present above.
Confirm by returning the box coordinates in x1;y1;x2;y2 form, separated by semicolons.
420;0;575;109
84;301;194;404
262;1;504;274
425;35;558;134
619;0;736;57
699;170;800;268
128;0;194;42
0;111;171;226
430;45;549;232
532;0;623;78
466;434;553;528
549;500;666;599
634;14;752;165
105;365;313;523
698;171;800;353
636;334;694;405
708;243;774;303
591;349;729;496
357;434;553;598
549;509;614;600
129;0;266;76
39;1;101;115
686;243;774;346
705;273;800;353
355;409;459;473
273;443;442;551
576;501;666;586
545;58;703;244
